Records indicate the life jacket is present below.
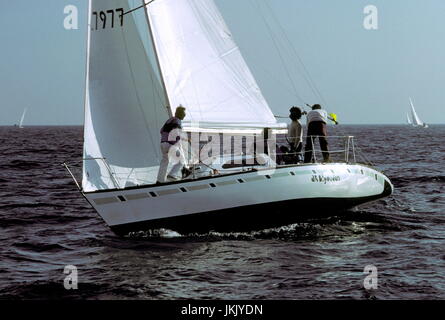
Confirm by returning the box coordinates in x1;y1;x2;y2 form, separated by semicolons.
160;117;182;145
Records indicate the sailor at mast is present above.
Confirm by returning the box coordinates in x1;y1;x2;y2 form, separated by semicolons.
156;105;188;183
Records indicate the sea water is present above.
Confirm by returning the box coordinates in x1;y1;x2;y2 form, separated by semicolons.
0;125;444;299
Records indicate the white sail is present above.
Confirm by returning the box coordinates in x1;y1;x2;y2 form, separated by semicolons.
145;0;285;129
82;0;170;191
406;113;412;125
19;107;27;128
409;97;424;126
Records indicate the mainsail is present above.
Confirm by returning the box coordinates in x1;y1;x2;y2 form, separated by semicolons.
145;0;284;129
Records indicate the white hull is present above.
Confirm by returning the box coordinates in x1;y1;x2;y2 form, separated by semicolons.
84;163;393;235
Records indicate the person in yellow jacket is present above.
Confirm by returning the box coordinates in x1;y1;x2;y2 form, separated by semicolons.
303;104;338;163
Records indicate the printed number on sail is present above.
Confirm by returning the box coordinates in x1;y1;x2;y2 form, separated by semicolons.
92;8;124;30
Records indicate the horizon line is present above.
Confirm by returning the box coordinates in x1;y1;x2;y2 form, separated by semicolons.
1;123;444;127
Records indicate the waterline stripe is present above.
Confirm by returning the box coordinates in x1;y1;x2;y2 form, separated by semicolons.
187;184;210;191
94;197;119;205
126;193;149;200
157;189;181;196
216;180;237;186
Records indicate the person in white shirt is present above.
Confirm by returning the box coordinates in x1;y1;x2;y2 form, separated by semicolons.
303;104;337;163
287;106;304;162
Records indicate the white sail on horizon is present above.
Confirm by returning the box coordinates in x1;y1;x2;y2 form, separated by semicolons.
19;107;27;128
406;113;412;125
408;97;428;128
409;97;423;126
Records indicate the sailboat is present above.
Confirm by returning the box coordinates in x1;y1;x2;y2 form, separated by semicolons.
65;0;393;236
18;107;27;128
408;97;428;128
406;113;412;125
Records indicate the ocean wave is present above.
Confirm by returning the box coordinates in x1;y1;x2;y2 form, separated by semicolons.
4;160;41;170
14;242;72;253
391;175;445;186
0;203;66;210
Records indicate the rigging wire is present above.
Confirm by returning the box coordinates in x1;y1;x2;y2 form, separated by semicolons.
249;0;306;105
254;64;308;102
263;2;354;138
261;0;328;107
123;0;156;16
251;1;353;142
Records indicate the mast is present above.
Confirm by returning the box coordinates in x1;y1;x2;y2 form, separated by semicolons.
82;0;92;146
142;0;172;117
81;0;92;190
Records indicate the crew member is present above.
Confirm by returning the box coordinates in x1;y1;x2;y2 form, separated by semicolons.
287;106;304;162
156;105;187;183
303;104;338;163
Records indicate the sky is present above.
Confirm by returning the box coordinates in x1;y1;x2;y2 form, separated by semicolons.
0;0;444;125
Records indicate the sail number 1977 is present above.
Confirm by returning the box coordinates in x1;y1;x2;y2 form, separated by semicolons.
92;8;124;30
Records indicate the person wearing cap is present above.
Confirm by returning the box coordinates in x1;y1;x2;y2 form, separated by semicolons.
287;106;304;162
303;104;337;163
156;105;188;183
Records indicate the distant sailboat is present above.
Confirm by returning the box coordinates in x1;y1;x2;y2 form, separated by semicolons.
408;98;428;128
18;107;27;128
406;113;412;125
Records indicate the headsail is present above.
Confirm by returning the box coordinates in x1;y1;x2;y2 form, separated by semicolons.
409;97;423;126
19;107;27;128
82;0;169;191
145;0;285;130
